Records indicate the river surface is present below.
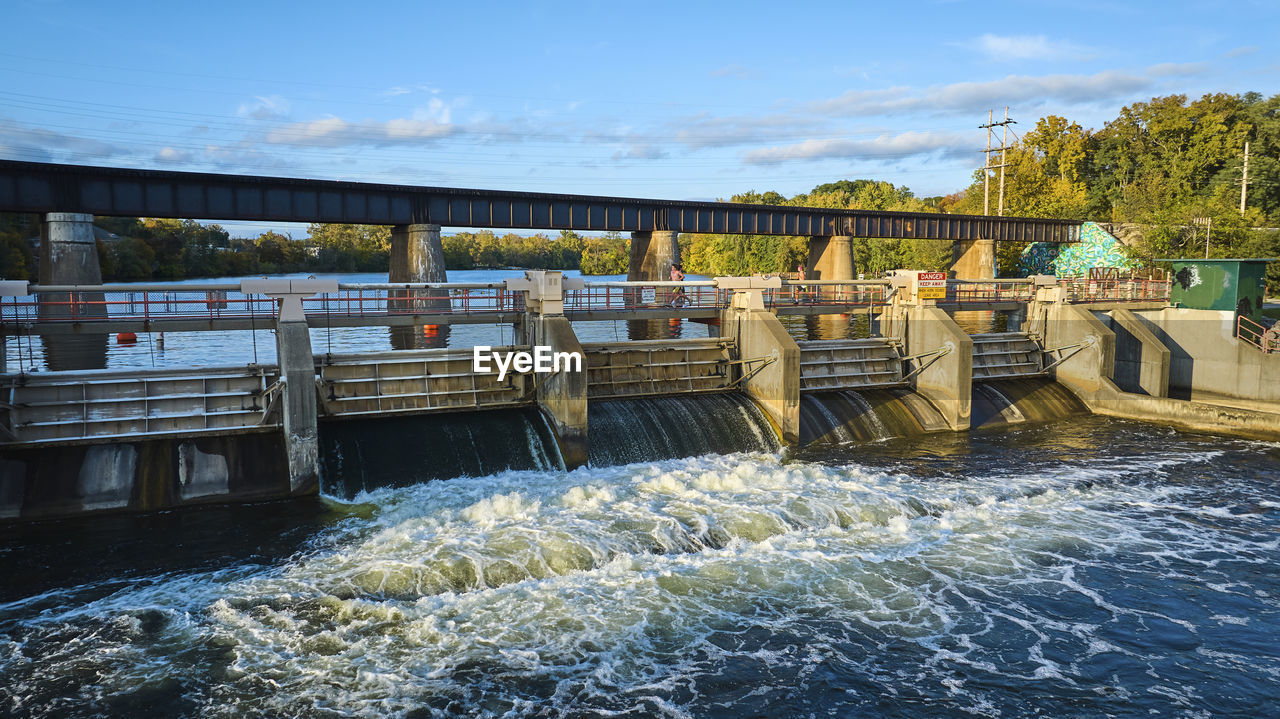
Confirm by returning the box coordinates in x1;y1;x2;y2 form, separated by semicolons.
2;416;1278;718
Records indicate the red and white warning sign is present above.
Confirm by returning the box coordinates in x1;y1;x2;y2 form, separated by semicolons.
916;271;947;300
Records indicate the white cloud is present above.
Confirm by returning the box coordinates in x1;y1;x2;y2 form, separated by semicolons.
379;84;440;98
742;130;972;165
1145;62;1207;77
612;144;669;160
971;34;1095;61
1225;45;1259;58
236;95;291;121
263;116;457;147
666;112;828;150
154;147;194;163
809;69;1159;117
263;98;461;148
0;119;124;161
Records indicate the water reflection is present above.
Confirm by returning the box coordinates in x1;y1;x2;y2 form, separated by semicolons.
777;313;875;342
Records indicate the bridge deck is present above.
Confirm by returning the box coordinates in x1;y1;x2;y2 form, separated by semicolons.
1;160;1082;241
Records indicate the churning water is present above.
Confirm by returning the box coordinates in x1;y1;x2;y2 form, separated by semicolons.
2;417;1279;718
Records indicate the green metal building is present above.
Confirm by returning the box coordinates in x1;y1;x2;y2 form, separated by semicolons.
1163;258;1275;323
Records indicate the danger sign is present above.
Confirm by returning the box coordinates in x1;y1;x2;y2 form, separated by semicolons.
917;271;947;299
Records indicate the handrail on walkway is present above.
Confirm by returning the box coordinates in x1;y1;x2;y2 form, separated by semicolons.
0;274;1174;326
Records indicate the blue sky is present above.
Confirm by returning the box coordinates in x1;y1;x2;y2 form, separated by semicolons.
1;0;1276;236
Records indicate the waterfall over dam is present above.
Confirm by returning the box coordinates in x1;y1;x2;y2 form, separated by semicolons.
321;378;1092;501
972;377;1089;428
319;408;564;499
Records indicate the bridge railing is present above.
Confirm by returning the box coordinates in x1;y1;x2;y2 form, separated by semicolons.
563;281;722;312
770;280;891;308
3;275;1177;326
1;283;271;323
1059;278;1171;304
309;283;524;317
1;282;527;323
947;279;1036;304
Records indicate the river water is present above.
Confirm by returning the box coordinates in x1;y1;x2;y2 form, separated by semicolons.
2;415;1278;718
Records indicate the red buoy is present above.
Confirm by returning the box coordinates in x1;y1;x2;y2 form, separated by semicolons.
116;332;137;344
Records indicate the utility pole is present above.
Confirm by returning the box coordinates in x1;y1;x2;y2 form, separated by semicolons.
1240;141;1250;216
979;108;1016;215
1194;217;1212;258
983;109;991;215
999;106;1011;216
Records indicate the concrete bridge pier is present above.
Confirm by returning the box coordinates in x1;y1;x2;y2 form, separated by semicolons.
390;223;449;350
805;235;855;282
37;213;107;371
950;238;996;280
628;230;680;281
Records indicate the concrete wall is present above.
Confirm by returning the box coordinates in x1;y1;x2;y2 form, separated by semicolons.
1036;303;1280;442
276;320;320;495
0;432;292;521
1036;303;1115;395
1094;309;1169;397
721;294;801;444
528;315;589;469
905;305;972;430
1130;308;1280;404
1084;386;1280;442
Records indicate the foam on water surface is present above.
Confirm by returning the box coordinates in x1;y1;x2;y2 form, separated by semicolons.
2;419;1279;718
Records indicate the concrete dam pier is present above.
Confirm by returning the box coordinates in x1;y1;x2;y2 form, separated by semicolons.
2;261;1277;523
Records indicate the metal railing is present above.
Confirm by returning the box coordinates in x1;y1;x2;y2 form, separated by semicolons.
1;275;1177;327
305;284;524;317
948;279;1035;304
563;281;722;312
1059;278;1171;304
771;280;891;308
0;282;525;323
1237;315;1279;353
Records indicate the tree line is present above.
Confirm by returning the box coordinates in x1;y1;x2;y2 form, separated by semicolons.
1;91;1277;285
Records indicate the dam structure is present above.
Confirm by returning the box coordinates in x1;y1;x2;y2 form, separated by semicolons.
2;261;1276;522
1;162;1277;521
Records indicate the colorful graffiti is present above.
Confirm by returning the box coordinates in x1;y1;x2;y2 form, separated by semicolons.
1018;222;1137;277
